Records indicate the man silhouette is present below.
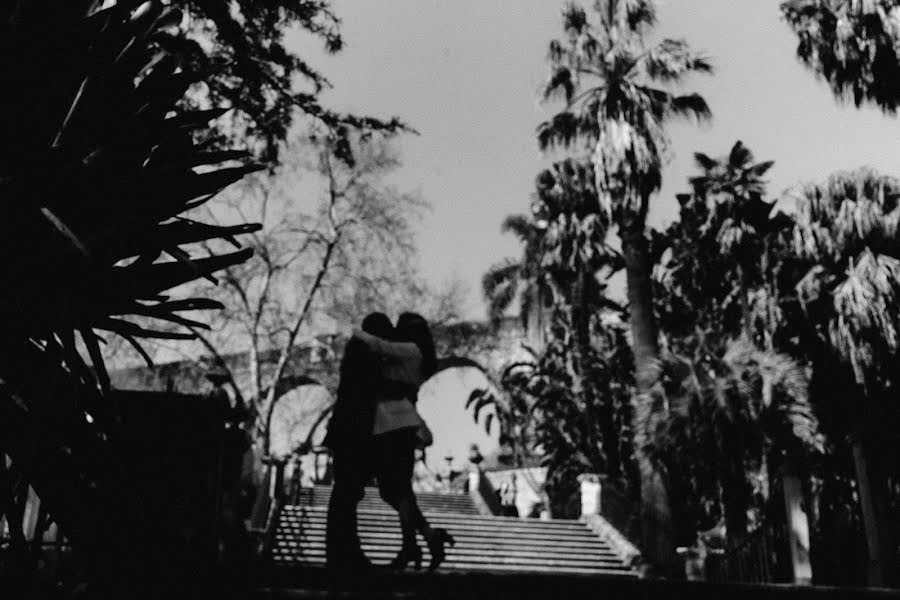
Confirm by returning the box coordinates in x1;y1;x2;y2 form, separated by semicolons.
322;313;394;574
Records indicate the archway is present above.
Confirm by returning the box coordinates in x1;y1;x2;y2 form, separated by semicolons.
269;383;334;487
416;366;499;476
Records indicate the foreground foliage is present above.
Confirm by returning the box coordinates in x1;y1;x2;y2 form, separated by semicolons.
0;0;281;591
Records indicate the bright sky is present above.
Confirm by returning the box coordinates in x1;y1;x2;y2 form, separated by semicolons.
288;0;900;467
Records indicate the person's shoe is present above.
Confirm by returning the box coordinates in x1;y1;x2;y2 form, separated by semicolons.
426;528;455;572
388;543;422;571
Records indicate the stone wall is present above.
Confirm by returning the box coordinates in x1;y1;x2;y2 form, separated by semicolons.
110;316;530;398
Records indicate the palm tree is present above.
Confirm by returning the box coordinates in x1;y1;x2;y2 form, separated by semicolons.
538;0;712;394
656;142;776;344
689;141;777;337
653;142;825;575
532;159;624;473
791;167;900;586
639;336;820;546
482;214;556;346
538;1;712;568
0;1;260;587
468;314;637;515
690;140;774;206
781;0;900;114
484;159;624;474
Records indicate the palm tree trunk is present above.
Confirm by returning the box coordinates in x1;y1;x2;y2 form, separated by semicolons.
527;288;546;352
851;435;895;587
569;274;604;470
621;220;677;571
737;263;752;339
620;225;659;392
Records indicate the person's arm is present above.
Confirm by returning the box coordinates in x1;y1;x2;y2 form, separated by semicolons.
353;330;420;360
353;330;424;386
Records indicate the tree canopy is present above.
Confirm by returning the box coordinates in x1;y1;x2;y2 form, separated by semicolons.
782;0;900;112
154;1;409;163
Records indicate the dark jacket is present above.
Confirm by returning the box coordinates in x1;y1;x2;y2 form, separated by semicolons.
323;337;418;451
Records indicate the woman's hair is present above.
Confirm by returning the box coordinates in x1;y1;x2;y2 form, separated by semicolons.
395;312;437;378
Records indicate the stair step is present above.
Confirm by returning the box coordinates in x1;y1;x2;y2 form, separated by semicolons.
272;539;624;564
281;523;611;548
302;489;473;501
281;510;599;539
270;550;632;571
283;505;590;531
269;554;635;577
305;486;471;500
273;486;637;578
298;487;480;515
275;530;617;555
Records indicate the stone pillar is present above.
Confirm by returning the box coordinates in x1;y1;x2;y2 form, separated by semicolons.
578;473;602;517
782;473;813;585
468;469;502;516
468;471;481;496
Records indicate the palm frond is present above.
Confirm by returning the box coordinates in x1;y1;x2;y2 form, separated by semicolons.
668;93;713;122
501;214;538;241
727;140;753;168
537;112;583;152
693;152;718;172
544;66;576;103
0;0;261;384
644;39;714;82
482;259;522;323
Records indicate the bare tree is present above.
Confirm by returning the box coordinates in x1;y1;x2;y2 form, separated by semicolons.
110;130;433;455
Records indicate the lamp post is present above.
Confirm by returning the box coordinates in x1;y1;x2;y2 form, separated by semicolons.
468;443;484;469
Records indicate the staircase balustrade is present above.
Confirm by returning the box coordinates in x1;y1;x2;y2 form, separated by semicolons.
469;469;502;516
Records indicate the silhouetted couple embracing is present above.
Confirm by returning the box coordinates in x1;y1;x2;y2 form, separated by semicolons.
323;312;455;576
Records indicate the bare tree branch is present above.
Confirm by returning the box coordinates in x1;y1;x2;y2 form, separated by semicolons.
187;325;246;406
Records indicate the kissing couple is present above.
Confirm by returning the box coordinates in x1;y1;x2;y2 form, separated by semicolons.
323;312;455;575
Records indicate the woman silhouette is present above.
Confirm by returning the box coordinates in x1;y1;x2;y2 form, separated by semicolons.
354;312;455;571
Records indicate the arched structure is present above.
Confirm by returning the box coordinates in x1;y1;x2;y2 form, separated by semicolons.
110;317;533;460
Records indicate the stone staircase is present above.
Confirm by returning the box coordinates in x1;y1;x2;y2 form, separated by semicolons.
296;485;481;516
269;485;637;577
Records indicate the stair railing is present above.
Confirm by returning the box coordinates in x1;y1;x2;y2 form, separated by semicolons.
706;517;791;584
249;455;287;558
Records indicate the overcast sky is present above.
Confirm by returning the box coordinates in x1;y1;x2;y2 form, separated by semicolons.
288;0;900;466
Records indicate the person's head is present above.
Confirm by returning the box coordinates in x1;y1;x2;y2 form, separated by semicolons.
361;312;393;338
337;312;391;398
395;312;437;377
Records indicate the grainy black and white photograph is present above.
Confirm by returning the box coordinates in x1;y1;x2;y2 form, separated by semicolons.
2;1;900;598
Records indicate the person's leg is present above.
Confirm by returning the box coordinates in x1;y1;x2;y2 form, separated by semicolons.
326;449;369;571
394;432;431;539
397;430;456;570
374;430;421;568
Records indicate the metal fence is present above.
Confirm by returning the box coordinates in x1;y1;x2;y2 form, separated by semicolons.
706;518;791;584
